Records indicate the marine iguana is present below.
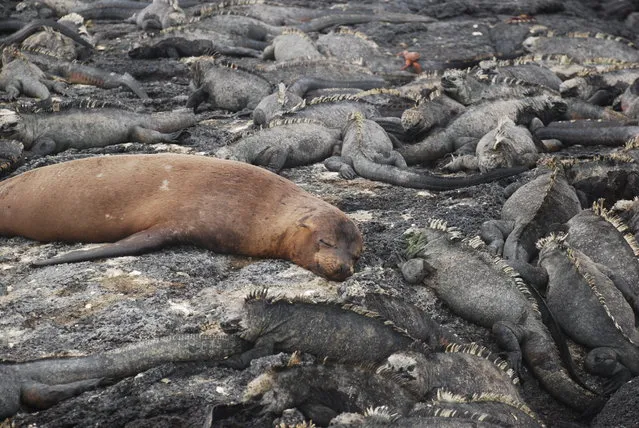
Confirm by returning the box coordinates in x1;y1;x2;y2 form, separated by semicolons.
3;107;199;155
252;77;386;126
523;31;639;63
128;0;185;30
21;49;148;99
0;333;248;420
20;13;92;61
0;47;65;100
537;233;639;392
215;118;341;172
400;92;466;139
480;169;582;263
440;68;556;106
398;95;566;165
187;57;272;113
620;77;639;118
377;344;520;400
225;289;426;369
565;201;639;321
533;120;639;147
560;65;639;105
262;28;322;62
478;60;563;91
613;197;639;242
324;112;528;191
401;220;597;411
443;117;539;173
242;362;417;426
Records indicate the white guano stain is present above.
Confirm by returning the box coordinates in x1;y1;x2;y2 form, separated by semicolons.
160;179;170;191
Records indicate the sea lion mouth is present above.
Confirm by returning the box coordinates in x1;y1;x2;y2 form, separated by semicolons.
314;261;354;281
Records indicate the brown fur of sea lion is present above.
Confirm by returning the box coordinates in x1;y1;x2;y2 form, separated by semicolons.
0;154;362;281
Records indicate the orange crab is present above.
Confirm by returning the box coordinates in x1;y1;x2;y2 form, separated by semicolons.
506;14;536;24
397;50;422;74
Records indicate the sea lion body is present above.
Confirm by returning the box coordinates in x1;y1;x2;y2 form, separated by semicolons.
0;154;362;280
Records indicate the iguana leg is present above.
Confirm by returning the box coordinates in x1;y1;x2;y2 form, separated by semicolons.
221;344;275;370
505;259;549;294
262;45;275;60
186;87;210;112
29;137;58;156
493;320;525;376
4;81;22;100
42;77;66;95
442;154;478;172
595;262;639;325
264;147;290;173
324;156;357;179
21;378;105;410
32;227;176;267
480;220;515;256
129;126;183;144
400;258;434;284
20;79;51;100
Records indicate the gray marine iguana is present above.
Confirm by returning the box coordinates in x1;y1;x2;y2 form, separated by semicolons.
224;289;427;369
128;0;185;30
215;118;341;172
534;120;639;147
0;333;248;420
262;28;322;62
2;107;199;155
523;31;639;63
400;220;597;411
0;47;65;101
537;233;639;392
480;169;582;263
398;95;566;165
565;201;639;322
324;112;529;191
19;13;92;61
443;117;539;173
400;91;466;140
377;344;520;401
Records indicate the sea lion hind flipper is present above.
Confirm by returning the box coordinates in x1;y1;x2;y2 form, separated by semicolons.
32;228;174;266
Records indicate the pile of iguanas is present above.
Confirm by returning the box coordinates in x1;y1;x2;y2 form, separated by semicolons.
3;0;639;426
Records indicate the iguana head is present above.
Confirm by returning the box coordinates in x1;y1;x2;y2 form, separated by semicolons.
441;69;473;105
378;351;431;397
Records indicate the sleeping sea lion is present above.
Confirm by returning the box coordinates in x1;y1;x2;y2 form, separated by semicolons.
0;154;362;281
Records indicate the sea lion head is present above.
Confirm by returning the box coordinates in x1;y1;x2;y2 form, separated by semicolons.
287;210;362;281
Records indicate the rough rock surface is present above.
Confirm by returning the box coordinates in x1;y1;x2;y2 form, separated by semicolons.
2;0;638;426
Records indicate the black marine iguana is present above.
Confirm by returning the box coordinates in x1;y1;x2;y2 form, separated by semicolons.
398;95;566;164
565;201;639;321
215;118;341;172
534;120;639;147
224;289;427;369
3;107;200;155
401;220;597;411
537;233;639;392
128;0;185;30
242;362;417;426
324;112;528;191
0;333;248;420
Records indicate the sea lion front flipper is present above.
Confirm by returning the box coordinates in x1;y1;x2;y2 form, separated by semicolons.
32;228;176;267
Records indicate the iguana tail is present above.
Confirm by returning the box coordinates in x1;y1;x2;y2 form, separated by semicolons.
288;77;387;97
15;334;249;385
523;337;599;413
535;124;639;146
353;158;527;191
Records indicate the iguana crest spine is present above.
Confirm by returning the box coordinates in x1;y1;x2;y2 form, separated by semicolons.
444;342;518;384
592;199;639;258
434;389;544;426
487;53;574;67
334;27;379;48
543;31;637;49
537;233;638;346
257;58;373;73
281;27;313;42
267;117;323;128
363;406;400;422
196;0;266;19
